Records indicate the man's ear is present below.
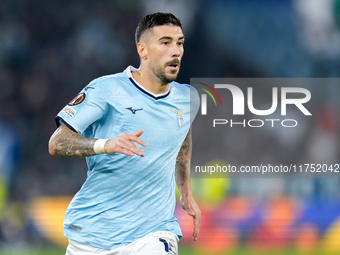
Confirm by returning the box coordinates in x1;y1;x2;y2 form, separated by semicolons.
137;41;148;60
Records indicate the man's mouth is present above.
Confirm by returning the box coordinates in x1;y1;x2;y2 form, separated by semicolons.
168;64;179;68
166;60;180;70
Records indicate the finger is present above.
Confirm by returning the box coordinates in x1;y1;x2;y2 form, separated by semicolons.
115;147;134;157
184;204;200;241
128;132;146;147
120;141;145;157
192;215;201;241
132;129;144;137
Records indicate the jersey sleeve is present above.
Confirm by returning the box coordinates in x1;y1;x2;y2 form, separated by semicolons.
56;81;106;134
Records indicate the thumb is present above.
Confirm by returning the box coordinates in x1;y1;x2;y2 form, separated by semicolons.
186;207;195;216
182;202;195;216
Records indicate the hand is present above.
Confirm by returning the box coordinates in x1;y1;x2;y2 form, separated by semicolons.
180;193;201;241
104;130;146;157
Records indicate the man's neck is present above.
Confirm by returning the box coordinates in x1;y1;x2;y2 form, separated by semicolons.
132;68;170;95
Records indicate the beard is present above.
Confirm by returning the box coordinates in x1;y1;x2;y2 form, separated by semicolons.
151;59;180;85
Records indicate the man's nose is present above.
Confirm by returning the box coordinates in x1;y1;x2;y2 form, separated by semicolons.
171;44;181;58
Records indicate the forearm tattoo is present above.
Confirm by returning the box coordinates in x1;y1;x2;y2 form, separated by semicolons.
176;129;192;185
49;124;97;157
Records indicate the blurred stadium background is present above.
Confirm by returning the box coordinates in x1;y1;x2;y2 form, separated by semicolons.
0;0;340;254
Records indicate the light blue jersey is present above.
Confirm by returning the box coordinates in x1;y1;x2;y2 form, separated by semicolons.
56;66;200;250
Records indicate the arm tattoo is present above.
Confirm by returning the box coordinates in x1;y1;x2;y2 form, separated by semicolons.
176;129;192;187
49;124;97;157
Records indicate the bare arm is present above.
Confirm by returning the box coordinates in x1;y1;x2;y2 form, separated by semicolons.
176;129;201;241
48;124;97;157
48;123;146;157
176;129;192;189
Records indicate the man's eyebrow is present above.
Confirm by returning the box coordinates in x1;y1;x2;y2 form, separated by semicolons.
158;36;185;41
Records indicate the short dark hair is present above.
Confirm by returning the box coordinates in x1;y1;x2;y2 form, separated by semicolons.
135;12;182;44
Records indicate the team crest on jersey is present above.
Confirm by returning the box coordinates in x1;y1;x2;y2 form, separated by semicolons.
68;93;86;106
170;109;186;127
63;106;77;118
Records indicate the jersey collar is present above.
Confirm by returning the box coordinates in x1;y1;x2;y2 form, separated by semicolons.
124;66;171;100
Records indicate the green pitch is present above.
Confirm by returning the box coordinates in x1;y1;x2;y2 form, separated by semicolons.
0;246;322;255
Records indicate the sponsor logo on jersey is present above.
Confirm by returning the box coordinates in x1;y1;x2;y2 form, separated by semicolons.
126;107;143;114
68;93;86;106
63;106;77;118
170;109;186;127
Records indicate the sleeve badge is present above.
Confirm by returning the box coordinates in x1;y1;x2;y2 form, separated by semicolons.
68;93;86;106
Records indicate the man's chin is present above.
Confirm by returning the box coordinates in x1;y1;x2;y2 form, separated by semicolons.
156;68;180;84
167;74;178;83
168;69;180;79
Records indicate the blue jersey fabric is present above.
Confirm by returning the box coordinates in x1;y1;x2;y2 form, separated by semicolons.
56;66;199;250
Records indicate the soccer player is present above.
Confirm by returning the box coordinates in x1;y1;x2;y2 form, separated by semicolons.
48;12;200;255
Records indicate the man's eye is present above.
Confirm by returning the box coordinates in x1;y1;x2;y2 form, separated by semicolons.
162;41;170;45
178;42;184;46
